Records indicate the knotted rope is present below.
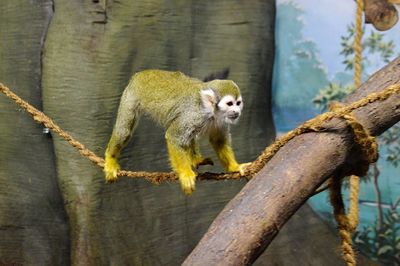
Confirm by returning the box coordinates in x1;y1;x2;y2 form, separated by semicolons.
329;0;365;265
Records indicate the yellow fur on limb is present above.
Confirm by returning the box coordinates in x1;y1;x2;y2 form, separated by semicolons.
166;138;197;195
209;132;250;175
188;140;214;169
104;153;120;183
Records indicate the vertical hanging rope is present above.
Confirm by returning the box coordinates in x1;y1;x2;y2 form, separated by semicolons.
350;0;364;233
331;1;364;265
354;0;364;88
329;178;357;266
347;176;360;231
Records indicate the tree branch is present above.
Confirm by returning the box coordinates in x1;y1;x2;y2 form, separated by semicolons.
364;0;399;31
183;57;400;265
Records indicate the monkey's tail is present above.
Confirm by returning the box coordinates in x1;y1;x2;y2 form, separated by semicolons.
106;82;141;158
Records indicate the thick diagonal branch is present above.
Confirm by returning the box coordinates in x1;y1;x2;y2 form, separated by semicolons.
183;57;400;265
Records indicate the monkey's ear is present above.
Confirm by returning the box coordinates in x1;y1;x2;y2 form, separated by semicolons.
200;89;218;113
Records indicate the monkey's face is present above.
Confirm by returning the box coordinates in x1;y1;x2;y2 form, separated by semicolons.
217;95;243;125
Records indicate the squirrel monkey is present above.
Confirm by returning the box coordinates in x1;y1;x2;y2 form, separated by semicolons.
104;70;250;195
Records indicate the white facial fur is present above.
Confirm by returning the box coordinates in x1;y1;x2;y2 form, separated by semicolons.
217;95;243;124
200;89;243;127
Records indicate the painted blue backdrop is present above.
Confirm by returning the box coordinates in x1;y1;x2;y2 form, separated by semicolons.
274;0;400;263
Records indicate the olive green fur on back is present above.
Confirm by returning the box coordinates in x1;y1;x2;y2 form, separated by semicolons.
132;70;204;100
131;69;240;99
127;70;241;127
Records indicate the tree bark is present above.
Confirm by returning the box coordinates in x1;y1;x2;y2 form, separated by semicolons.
183;57;400;265
364;0;399;31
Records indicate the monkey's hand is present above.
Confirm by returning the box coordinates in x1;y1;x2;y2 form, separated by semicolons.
179;173;196;195
238;162;252;176
226;162;251;176
104;156;120;183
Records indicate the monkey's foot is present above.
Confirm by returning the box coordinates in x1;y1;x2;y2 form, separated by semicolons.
239;162;252;176
179;174;196;195
194;157;214;168
104;157;120;183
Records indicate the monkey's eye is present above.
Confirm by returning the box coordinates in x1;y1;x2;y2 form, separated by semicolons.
236;101;241;106
227;101;233;106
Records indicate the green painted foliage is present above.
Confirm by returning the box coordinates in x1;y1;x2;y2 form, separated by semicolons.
354;201;400;265
313;22;400;265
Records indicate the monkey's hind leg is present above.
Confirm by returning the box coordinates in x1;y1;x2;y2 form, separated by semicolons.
104;85;141;183
104;135;122;183
189;139;214;169
166;138;197;195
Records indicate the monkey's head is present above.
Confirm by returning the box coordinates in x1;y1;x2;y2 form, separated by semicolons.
201;80;243;125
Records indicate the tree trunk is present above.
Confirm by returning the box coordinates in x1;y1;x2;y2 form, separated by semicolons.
184;57;400;265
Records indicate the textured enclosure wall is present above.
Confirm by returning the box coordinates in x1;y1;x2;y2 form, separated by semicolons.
0;1;69;265
1;0;276;265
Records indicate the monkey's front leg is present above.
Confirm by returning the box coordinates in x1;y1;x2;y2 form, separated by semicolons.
166;138;197;195
209;132;250;176
189;139;214;168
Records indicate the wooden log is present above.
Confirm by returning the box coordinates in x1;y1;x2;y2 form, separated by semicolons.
364;0;399;31
183;57;400;265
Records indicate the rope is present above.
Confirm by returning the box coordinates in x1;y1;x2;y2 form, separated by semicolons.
0;75;399;265
354;0;364;89
1;82;398;182
329;1;365;265
330;177;357;266
0;85;105;168
0;80;396;266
